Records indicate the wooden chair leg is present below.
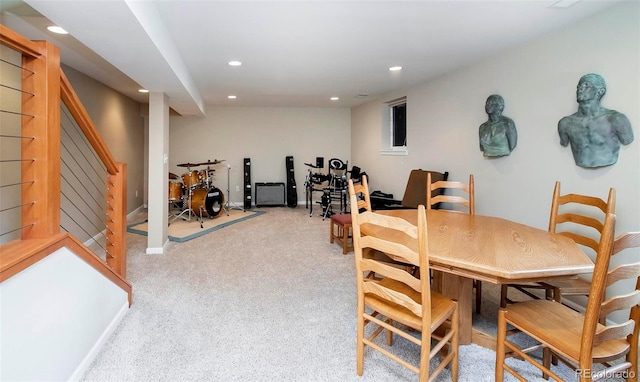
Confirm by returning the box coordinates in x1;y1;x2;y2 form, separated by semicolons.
342;223;350;254
330;220;335;244
475;280;482;314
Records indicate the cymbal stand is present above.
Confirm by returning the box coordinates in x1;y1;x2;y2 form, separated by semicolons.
225;164;244;215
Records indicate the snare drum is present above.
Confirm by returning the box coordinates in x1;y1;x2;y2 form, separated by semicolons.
190;187;225;217
182;171;199;188
169;181;183;201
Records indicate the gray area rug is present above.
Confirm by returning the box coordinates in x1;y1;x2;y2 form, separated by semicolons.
127;209;265;242
82;206;583;381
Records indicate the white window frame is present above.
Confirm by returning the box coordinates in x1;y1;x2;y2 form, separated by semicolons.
380;96;408;156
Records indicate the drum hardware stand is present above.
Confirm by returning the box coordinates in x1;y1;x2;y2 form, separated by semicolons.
168;183;204;228
225;164;244;215
169;185;203;228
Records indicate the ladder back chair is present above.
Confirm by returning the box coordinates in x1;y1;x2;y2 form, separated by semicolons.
329;175;370;254
501;182;616;310
351;199;459;382
496;218;640;382
426;173;481;314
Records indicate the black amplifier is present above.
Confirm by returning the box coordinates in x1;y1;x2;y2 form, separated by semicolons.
255;182;286;207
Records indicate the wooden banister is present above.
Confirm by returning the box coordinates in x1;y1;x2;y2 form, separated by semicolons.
0;233;132;305
60;70;118;175
0;25;43;58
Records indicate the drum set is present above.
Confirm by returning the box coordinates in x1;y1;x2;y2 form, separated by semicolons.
169;159;226;227
304;158;349;219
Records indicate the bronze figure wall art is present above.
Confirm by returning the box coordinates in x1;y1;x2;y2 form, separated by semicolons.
558;73;634;168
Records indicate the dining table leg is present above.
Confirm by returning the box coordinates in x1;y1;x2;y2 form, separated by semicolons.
440;273;473;344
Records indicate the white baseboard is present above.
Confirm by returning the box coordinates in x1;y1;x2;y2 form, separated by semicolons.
146;239;169;255
128;205;145;219
68;300;129;382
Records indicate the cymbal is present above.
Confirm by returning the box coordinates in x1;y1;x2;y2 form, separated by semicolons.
177;162;200;168
169;172;179;179
199;159;225;166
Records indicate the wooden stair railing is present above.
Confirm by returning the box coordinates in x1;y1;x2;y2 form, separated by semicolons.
0;232;132;305
0;25;130;301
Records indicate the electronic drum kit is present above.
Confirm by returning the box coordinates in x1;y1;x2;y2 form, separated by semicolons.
169;159;226;227
304;158;349;219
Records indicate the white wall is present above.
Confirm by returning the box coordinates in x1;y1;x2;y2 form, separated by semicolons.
169;106;351;205
1;248;129;381
352;2;639;238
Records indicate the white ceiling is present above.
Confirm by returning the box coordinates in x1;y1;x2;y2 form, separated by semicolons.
1;0;622;116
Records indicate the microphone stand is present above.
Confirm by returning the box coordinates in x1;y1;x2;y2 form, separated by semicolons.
225;164;244;215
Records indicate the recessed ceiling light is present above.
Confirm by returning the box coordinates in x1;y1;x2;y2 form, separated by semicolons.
228;95;237;99
228;61;242;67
138;89;149;93
330;97;339;101
389;66;402;72
47;25;68;34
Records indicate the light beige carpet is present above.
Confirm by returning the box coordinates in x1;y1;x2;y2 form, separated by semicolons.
127;208;265;242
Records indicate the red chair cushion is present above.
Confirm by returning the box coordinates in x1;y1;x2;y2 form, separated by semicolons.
330;213;352;225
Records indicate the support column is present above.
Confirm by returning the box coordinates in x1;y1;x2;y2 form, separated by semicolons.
146;92;169;254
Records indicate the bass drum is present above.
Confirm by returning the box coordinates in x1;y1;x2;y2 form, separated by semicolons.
191;187;225;217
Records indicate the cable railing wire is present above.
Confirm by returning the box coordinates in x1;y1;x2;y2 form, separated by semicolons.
0;83;35;97
58;102;112;259
59;193;108;254
0;223;35;239
60;142;107;208
0;109;35;117
60;166;105;227
0;201;35;213
61;104;107;183
0;57;35;74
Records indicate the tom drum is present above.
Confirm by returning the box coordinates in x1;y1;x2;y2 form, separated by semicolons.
182;171;200;188
169;181;183;201
191;187;225;217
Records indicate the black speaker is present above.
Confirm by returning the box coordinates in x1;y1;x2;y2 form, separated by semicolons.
243;158;252;210
316;157;324;169
286;156;297;208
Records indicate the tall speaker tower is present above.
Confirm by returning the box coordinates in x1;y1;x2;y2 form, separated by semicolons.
243;158;252;210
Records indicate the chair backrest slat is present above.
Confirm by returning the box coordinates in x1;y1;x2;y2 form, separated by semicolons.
351;195;431;319
600;291;640;319
426;173;474;214
348;175;371;213
606;263;640;287
362;282;422;316
593;320;636;347
549;182;615;256
349;175;372;213
582;230;640;367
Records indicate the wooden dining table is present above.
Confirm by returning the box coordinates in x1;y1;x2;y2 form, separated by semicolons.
363;209;594;346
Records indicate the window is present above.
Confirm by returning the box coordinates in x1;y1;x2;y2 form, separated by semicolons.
391;102;406;147
381;96;408;155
